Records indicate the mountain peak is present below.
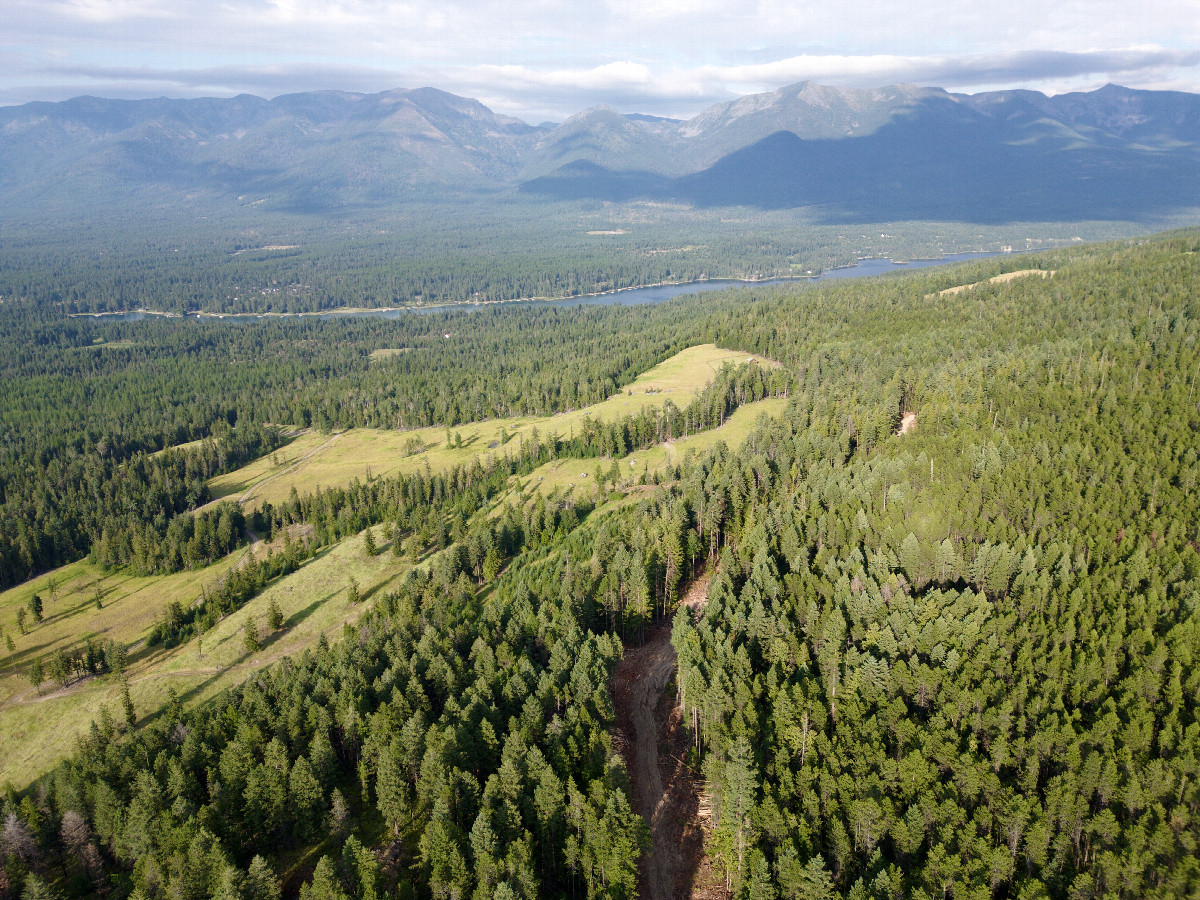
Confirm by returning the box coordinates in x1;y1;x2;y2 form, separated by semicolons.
563;104;622;122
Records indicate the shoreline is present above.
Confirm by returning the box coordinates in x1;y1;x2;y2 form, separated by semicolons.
66;273;820;320
66;250;1015;320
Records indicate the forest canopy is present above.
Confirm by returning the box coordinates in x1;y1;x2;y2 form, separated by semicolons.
0;231;1198;900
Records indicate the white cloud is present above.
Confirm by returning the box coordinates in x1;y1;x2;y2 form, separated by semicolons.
3;0;1200;116
470;61;655;91
694;47;1200;92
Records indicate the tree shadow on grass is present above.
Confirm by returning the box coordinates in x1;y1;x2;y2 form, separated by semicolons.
138;586;344;725
282;590;340;630
126;640;175;671
4;636;65;669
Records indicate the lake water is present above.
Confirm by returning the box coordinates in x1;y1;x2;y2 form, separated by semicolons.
79;251;1014;322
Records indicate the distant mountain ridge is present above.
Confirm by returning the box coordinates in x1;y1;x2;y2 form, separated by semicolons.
2;81;1199;224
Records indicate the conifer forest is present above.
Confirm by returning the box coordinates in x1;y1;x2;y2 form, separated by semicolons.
1;231;1198;900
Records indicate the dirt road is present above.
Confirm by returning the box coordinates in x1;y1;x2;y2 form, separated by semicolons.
237;432;341;505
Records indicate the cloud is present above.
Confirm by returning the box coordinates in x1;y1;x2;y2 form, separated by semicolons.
8;0;1200;62
6;46;1199;120
3;0;1200;117
29;62;404;96
468;47;1200;118
699;47;1200;92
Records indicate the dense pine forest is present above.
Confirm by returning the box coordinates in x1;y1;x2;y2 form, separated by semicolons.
1;231;1199;900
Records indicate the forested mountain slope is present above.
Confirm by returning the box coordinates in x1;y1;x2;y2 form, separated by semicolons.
671;246;1200;898
0;233;1198;899
524;83;1200;222
2;82;1198;224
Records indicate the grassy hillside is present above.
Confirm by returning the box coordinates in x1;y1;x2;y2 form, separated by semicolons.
0;343;778;788
207;343;766;511
499;396;789;508
0;530;412;788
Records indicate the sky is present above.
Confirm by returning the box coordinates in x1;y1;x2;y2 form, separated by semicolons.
3;0;1200;121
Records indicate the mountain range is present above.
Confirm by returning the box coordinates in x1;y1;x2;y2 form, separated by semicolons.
2;81;1199;224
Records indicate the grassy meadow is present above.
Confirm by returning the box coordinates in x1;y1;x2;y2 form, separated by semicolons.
0;528;410;787
212;343;768;512
495;396;790;509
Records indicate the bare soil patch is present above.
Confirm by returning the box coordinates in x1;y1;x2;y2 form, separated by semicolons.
612;572;727;900
681;573;712;616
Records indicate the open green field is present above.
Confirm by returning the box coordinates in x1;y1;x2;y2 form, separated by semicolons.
150;435;209;458
212;343;770;511
205;430;334;505
0;553;242;706
623;396;789;473
0;527;410;788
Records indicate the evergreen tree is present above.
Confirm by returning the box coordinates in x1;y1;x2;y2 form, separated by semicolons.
288;757;325;843
267;598;285;631
299;856;349;900
245;857;282;900
119;676;135;726
20;875;59;900
243;619;261;654
28;658;44;692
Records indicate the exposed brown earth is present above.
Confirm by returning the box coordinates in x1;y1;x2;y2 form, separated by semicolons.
612;574;728;900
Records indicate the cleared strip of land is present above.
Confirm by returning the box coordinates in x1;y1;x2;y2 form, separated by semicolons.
931;268;1054;297
368;347;414;362
209;344;774;512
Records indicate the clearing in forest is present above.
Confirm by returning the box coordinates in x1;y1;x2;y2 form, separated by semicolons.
932;268;1054;297
0;344;780;788
209;344;778;512
206;430;334;506
623;397;788;473
612;573;727;900
496;397;789;510
0;527;411;788
368;348;414;362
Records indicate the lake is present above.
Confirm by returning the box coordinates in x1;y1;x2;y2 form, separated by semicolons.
77;251;1016;322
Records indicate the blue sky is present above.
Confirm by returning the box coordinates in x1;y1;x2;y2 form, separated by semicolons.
3;0;1199;120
